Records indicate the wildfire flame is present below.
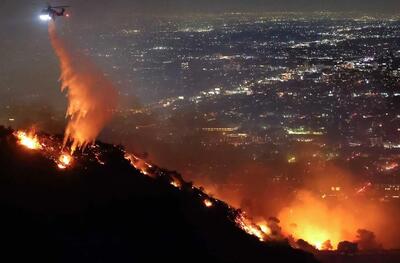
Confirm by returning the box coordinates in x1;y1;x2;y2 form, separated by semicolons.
204;199;213;207
11;128;391;251
258;223;272;236
13;130;309;249
12;127;278;249
234;212;268;241
278;191;360;250
125;152;276;244
57;153;73;169
315;242;323;250
170;180;181;188
16;129;378;252
124;151;274;243
15;131;42;150
124;153;152;176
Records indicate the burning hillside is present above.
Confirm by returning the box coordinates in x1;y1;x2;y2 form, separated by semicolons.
0;126;316;262
192;160;400;256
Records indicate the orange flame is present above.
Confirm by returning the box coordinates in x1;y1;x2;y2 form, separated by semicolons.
124;153;152;176
57;153;73;169
170;180;181;188
15;131;42;150
235;212;267;241
279;191;360;250
204;199;213;207
383;162;398;171
258;223;272;236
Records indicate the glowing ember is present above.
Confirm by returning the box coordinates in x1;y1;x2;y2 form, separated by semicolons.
57;153;73;169
15;131;42;150
171;180;181;188
124;153;153;176
383;162;398;171
94;152;105;165
204;199;213;207
356;182;372;194
124;153;137;167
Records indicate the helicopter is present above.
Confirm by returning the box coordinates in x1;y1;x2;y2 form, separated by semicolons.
39;4;70;21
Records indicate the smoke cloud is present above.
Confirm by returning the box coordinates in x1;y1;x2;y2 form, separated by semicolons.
177;157;399;250
48;22;117;152
355;229;382;251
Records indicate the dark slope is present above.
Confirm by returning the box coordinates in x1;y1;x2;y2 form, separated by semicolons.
0;127;317;263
